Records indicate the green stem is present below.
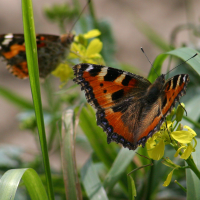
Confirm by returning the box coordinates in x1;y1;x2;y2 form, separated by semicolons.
22;0;55;199
144;160;154;200
172;121;179;131
174;180;187;192
88;0;98;28
183;115;200;129
185;155;200;179
173;145;200;179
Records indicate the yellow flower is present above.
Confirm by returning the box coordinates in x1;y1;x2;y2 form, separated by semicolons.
83;29;101;39
163;169;175;187
68;29;104;64
172;125;197;160
147;139;165;160
69;37;104;64
162;158;180;187
180;144;193;159
146;121;173;160
85;38;103;57
52;63;73;82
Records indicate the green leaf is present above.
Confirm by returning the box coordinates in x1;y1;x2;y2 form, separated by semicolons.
98;20;116;64
148;54;167;82
128;175;136;200
148;47;200;83
103;148;135;192
61;109;82;200
186;138;200;200
79;105;118;168
166;48;200;76
21;0;54;199
0;168;48;200
81;158;109;200
0;86;34;109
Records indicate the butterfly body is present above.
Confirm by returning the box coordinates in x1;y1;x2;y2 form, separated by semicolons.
73;63;189;150
0;33;74;78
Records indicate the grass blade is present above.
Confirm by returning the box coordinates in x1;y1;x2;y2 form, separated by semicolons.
21;0;54;199
81;158;109;200
0;168;48;200
127;175;136;200
103;148;135;192
61;109;82;200
0;86;34;109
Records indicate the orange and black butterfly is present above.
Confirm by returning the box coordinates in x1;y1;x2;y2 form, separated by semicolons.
73;63;189;150
0;33;74;78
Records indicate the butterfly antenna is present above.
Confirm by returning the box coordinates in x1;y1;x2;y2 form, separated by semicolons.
68;0;91;34
141;47;159;76
166;53;198;75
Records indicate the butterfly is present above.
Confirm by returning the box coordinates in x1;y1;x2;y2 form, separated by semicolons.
73;63;189;150
0;33;74;79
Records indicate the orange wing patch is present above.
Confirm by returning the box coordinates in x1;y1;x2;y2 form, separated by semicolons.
2;44;25;59
7;62;28;79
82;70;138;109
104;108;134;142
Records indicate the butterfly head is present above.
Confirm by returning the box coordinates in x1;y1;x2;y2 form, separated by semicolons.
60;34;74;47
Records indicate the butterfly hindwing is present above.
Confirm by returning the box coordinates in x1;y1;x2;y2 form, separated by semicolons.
73;63;189;150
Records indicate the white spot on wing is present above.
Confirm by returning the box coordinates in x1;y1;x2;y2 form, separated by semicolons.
86;64;94;72
183;75;186;82
5;33;13;39
2;33;14;45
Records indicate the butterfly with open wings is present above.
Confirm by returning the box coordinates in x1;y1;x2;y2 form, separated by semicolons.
73;63;189;150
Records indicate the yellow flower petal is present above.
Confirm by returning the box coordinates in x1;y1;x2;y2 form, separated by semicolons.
85;39;103;57
161;121;173;130
174;146;185;157
83;29;101;39
162;157;180;168
171;131;193;143
163;169;175;187
180;144;193;160
184;125;197;137
147;139;165;160
176;103;185;122
146;137;156;149
52;63;73;82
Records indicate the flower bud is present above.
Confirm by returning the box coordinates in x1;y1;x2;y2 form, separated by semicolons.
176;103;185;122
